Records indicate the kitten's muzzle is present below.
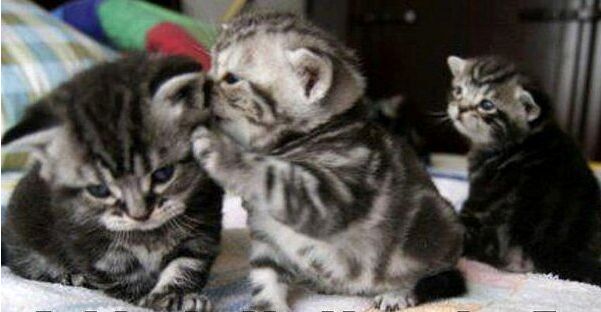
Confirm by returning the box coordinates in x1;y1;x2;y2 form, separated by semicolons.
116;194;164;222
116;201;149;221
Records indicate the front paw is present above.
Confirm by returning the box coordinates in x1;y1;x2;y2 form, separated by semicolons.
138;292;212;312
59;273;87;287
374;290;417;312
249;299;291;312
192;126;218;163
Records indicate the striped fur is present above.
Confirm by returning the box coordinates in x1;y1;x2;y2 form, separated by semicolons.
193;13;465;311
447;56;601;286
1;54;223;311
446;56;541;146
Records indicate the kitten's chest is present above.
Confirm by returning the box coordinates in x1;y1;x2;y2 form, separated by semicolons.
468;161;521;204
94;243;175;277
129;245;170;272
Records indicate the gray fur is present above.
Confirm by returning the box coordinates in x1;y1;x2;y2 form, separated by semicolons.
193;13;464;311
2;54;223;311
447;56;601;286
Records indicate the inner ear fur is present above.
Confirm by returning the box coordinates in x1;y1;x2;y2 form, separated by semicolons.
517;88;541;122
447;55;467;77
286;48;333;104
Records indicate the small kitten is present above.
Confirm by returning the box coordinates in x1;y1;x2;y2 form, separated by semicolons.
192;13;465;311
447;55;601;285
1;54;223;311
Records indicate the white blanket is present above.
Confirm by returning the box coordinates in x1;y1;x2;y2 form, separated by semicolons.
2;172;600;312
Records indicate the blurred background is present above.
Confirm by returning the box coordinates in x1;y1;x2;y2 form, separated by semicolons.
2;2;601;311
307;0;601;161
12;0;601;160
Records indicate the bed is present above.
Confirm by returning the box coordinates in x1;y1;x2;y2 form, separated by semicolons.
3;165;601;312
2;1;601;311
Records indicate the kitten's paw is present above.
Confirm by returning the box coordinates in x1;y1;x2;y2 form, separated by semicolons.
503;247;535;273
139;292;212;312
59;273;86;287
374;290;417;311
249;299;291;312
192;126;216;162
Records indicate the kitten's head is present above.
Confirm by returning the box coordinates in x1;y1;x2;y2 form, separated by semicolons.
446;55;550;145
2;54;218;232
208;12;366;152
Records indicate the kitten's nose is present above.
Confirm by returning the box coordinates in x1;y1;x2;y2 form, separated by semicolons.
117;200;152;221
121;182;152;222
128;210;151;222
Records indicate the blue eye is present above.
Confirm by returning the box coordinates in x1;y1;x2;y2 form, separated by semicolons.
86;184;111;198
151;165;175;184
223;73;240;84
479;99;496;111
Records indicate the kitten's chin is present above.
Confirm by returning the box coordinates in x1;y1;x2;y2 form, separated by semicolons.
100;204;186;232
451;118;494;146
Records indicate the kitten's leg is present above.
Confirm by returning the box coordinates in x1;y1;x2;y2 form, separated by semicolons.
192;127;351;237
138;256;213;312
247;239;293;312
374;288;417;312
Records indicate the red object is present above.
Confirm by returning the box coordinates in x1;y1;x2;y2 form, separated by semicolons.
146;22;211;70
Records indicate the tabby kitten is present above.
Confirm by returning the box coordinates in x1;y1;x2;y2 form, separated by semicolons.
2;54;223;311
447;55;601;286
192;13;465;311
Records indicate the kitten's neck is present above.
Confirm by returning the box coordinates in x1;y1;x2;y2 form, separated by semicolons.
470;118;553;154
468;120;558;167
272;103;367;152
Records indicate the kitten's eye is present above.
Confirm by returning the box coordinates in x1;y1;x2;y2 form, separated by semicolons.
223;73;240;85
86;184;111;198
151;165;175;184
478;99;496;111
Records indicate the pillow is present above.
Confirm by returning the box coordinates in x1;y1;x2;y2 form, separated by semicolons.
1;0;116;169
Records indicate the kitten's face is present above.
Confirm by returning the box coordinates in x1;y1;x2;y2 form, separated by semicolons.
71;145;205;232
208;15;364;152
446;56;541;145
209;36;299;151
3;55;213;232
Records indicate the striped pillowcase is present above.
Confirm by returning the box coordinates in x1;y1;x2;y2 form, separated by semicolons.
1;0;116;169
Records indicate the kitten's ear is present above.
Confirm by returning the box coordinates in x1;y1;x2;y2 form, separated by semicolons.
2;103;61;156
517;88;541;122
286;48;333;104
447;56;467;77
152;72;206;107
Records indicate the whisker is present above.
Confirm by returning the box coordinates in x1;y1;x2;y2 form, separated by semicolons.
432;116;453;127
188;42;213;58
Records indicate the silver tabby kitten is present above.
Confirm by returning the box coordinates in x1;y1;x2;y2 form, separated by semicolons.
2;54;222;311
447;55;601;285
192;13;465;311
